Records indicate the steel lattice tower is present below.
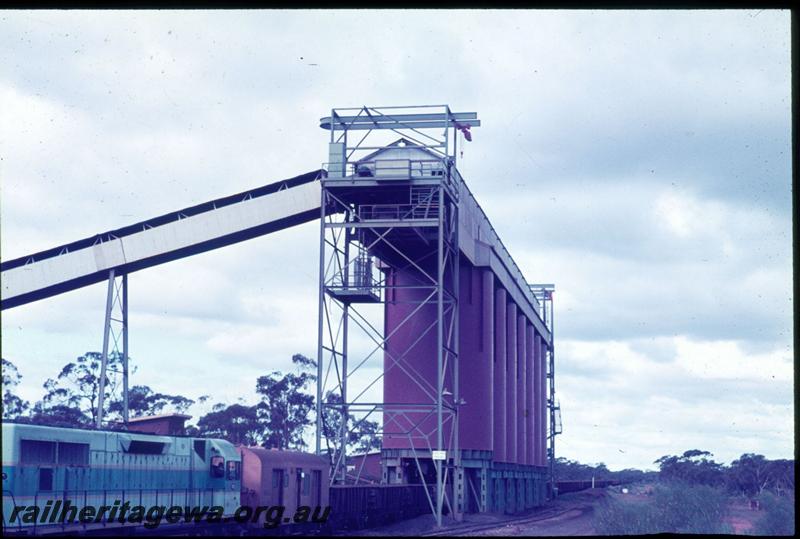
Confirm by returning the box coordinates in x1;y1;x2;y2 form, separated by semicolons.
314;105;479;526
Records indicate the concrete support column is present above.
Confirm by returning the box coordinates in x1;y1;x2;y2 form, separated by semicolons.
505;302;517;465
480;465;489;512
481;269;495;449
517;314;527;466
494;474;504;512
455;467;465;516
493;288;507;462
459;264;493;451
505;473;515;514
533;333;542;466
526;324;535;466
527;477;534;508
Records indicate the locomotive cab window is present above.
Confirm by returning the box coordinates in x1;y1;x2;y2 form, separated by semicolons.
210;455;225;477
21;440;56;464
227;460;241;480
193;440;206;461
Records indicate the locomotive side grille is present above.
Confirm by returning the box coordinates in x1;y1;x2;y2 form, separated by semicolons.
57;442;90;465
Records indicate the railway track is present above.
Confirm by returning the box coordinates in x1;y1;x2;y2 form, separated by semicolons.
421;503;593;537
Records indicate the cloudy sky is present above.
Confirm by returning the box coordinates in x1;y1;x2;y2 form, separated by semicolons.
0;10;792;471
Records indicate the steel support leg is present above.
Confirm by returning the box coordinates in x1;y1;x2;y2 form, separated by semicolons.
315;194;326;456
340;224;350;484
122;273;129;424
435;184;444;528
96;269;115;428
340;303;349;483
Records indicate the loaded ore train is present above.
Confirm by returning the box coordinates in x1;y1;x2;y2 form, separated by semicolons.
1;421;430;536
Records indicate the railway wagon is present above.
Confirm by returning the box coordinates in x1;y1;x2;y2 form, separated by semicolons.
238;447;329;532
328;484;432;530
1;422;241;535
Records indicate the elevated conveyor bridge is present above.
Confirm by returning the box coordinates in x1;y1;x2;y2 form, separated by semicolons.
1;170;324;310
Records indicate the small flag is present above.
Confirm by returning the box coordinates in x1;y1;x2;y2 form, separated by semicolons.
456;123;472;142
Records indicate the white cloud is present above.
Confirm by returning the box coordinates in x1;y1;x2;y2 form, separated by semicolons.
0;9;792;470
674;336;792;383
557;336;793;469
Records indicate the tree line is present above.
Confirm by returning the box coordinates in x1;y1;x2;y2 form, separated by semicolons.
1;353;379;460
556;448;794;500
554;457;658;484
654;449;794;498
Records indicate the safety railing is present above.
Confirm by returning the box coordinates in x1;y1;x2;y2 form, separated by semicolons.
329;255;380;290
358;204;439;222
324;159;448;180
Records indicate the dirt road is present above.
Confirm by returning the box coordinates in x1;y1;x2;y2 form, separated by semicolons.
344;489;606;537
463;490;602;536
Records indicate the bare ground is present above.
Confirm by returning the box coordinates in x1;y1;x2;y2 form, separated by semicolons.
724;499;761;535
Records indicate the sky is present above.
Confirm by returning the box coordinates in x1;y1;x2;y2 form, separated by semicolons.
0;9;792;471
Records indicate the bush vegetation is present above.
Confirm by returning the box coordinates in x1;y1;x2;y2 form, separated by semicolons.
754;490;795;536
593;481;732;534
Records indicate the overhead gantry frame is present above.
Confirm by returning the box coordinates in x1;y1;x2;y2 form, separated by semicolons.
315;105;480;527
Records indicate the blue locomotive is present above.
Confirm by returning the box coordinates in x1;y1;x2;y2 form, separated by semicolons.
2;420;432;535
1;421;242;535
